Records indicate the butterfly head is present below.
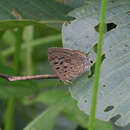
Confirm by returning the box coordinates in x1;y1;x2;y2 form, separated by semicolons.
84;53;94;67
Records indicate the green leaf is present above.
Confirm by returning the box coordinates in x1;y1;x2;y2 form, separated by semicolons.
23;91;70;130
23;105;63;130
0;0;73;29
23;90;114;130
64;0;85;8
62;0;130;127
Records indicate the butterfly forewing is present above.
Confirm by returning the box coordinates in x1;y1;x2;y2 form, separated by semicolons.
48;48;91;81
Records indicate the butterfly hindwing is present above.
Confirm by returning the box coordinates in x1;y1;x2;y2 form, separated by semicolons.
48;48;90;81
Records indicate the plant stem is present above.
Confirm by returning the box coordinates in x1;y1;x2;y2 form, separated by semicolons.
4;98;15;130
88;0;107;130
23;26;33;74
23;25;36;118
14;29;23;71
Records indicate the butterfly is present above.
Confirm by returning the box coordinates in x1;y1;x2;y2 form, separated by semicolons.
48;47;93;81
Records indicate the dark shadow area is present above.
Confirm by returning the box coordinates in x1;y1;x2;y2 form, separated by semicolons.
104;105;114;112
94;22;117;32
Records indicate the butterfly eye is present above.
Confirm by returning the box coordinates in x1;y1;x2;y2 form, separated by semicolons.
90;60;93;64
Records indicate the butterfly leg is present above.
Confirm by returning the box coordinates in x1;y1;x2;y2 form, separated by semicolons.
64;80;73;85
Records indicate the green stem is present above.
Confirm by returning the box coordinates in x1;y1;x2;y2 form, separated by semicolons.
13;29;23;71
4;98;15;130
23;25;36;118
88;0;107;130
23;26;33;74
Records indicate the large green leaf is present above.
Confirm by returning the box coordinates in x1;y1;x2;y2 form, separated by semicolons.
62;0;130;127
0;0;73;29
23;104;63;130
64;0;85;8
23;90;114;130
23;91;72;130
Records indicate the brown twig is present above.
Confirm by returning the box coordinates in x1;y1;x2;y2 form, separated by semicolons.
0;73;58;82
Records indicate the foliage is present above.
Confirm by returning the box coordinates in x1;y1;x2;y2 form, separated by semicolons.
0;0;129;130
63;0;130;127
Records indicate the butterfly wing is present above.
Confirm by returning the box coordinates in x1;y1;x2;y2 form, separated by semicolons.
48;48;90;81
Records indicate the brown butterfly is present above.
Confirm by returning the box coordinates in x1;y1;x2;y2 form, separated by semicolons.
48;47;93;81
